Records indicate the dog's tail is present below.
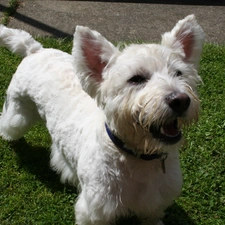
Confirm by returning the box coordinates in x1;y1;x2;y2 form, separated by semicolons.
0;25;43;58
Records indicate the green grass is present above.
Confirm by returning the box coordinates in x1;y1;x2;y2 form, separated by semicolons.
0;39;225;225
1;0;20;25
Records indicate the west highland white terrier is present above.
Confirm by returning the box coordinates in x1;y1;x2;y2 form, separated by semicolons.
0;15;204;225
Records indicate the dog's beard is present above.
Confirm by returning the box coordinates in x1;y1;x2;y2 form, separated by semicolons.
105;88;199;155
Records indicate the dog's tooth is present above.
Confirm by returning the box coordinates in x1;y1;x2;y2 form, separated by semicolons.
160;127;165;134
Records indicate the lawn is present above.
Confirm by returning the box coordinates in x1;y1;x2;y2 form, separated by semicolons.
0;39;224;225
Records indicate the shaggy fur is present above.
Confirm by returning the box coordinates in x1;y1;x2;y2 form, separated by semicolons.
0;15;204;225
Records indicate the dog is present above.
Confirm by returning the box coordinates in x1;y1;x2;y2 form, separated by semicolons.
0;15;204;225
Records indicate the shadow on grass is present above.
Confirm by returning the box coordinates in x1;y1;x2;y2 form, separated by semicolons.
164;203;196;225
10;138;76;194
115;202;196;225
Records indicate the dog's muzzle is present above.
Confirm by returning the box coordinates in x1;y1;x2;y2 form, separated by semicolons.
150;119;181;145
150;92;190;145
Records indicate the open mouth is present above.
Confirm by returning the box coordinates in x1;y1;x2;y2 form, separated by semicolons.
150;119;182;145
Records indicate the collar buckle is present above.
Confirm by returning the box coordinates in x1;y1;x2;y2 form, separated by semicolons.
160;153;168;174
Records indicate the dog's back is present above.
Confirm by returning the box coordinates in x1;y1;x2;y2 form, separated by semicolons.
0;26;81;141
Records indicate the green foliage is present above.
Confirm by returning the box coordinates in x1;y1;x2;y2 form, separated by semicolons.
1;0;20;25
0;40;224;224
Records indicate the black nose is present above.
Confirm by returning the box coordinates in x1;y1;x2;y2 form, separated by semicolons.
165;92;190;116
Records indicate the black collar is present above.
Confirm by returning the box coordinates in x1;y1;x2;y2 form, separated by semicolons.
105;123;168;162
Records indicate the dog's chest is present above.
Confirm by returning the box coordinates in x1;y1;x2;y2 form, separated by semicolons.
110;156;182;212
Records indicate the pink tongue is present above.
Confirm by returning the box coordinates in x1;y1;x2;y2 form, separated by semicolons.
163;121;179;136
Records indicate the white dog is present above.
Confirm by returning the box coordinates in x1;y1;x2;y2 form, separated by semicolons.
0;15;204;225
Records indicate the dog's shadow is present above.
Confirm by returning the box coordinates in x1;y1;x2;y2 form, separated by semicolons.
163;203;197;225
10;138;76;194
115;203;196;225
10;138;196;225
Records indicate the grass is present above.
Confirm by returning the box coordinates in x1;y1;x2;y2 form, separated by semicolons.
0;39;225;225
1;0;20;25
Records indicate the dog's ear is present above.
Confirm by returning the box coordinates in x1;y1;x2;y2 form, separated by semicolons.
161;15;205;70
72;26;119;98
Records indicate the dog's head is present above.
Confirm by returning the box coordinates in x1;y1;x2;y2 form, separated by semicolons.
72;15;204;154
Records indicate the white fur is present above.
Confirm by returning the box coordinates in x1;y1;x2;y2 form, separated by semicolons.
0;15;204;225
0;24;42;57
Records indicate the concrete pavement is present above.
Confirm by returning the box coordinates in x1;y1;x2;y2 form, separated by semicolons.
0;0;225;44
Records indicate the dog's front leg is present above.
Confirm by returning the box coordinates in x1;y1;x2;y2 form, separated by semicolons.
75;191;112;225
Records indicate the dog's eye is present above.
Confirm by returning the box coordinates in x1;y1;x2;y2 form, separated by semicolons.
175;70;182;77
128;75;147;84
